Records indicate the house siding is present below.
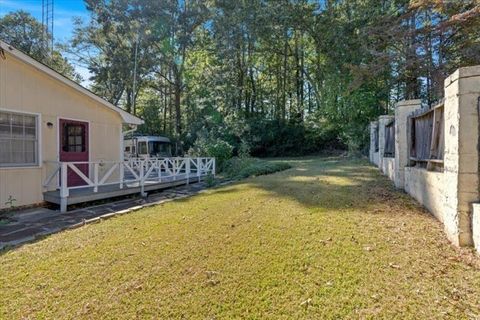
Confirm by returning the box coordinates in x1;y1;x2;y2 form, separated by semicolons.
0;52;123;209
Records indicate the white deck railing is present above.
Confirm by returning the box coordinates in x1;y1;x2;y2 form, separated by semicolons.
43;157;215;212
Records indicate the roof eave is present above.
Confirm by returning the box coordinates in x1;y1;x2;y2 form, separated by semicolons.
120;111;144;125
0;40;144;125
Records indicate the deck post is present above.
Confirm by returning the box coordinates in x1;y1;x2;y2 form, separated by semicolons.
60;162;69;213
119;162;124;189
160;159;164;182
186;159;190;184
140;160;146;197
93;163;99;193
173;160;177;181
197;158;202;182
212;158;216;178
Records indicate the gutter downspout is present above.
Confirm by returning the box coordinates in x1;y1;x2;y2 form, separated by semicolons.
123;125;138;138
121;125;138;161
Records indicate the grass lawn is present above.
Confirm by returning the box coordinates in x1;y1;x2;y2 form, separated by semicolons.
1;157;480;319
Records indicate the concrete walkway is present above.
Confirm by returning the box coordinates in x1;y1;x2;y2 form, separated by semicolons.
0;182;212;250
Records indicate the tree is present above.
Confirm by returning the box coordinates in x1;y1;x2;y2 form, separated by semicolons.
70;0;161;113
66;0;480;155
0;11;81;82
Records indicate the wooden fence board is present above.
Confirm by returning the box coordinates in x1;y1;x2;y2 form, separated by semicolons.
409;104;445;171
384;121;395;157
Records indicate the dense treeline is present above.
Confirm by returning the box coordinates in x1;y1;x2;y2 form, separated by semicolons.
1;1;479;156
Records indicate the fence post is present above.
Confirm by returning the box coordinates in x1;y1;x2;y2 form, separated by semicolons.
443;66;480;248
60;162;69;213
393;100;422;189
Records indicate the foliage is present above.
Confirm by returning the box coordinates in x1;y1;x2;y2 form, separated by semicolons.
0;11;81;82
238;140;251;159
4;195;16;209
221;157;291;179
5;1;480;155
75;0;479;154
188;133;234;169
204;173;216;188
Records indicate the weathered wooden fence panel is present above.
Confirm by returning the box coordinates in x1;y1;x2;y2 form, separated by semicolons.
409;102;444;171
384;121;395;157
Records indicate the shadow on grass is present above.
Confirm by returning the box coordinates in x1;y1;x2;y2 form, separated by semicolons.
0;156;425;256
201;156;424;214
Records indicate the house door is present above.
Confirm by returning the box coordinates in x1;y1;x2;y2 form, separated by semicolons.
59;119;89;187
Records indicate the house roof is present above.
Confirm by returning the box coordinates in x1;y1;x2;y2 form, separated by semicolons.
0;40;144;125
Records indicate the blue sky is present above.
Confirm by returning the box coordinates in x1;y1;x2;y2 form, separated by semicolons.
0;0;88;42
0;0;92;84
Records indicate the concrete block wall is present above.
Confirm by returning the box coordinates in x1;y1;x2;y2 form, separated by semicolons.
404;166;446;222
443;66;480;247
382;158;395;182
368;66;480;253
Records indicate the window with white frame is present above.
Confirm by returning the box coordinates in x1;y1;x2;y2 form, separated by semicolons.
0;110;39;167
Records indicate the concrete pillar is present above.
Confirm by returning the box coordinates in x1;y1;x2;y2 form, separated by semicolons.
378;115;394;170
394;100;422;189
443;66;480;247
369;121;378;164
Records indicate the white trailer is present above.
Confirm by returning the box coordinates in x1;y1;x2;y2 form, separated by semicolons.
124;136;172;159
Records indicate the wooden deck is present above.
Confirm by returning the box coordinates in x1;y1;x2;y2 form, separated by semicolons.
44;176;201;206
42;157;215;211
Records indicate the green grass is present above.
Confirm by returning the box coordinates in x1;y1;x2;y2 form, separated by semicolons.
221;157;292;179
1;157;480;319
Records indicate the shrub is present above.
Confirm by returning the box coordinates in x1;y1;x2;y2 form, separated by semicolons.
238;140;251;158
188;135;234;169
222;157;291;179
204;173;216;187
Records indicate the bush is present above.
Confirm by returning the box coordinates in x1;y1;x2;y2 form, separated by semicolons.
245;118;345;157
238;140;251;158
222;157;291;179
188;135;234;169
204;173;216;187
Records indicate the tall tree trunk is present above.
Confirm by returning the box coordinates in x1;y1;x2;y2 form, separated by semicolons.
249;67;256;114
299;36;304;120
125;89;132;114
282;27;288;121
405;13;419;99
174;77;182;138
163;81;167;134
